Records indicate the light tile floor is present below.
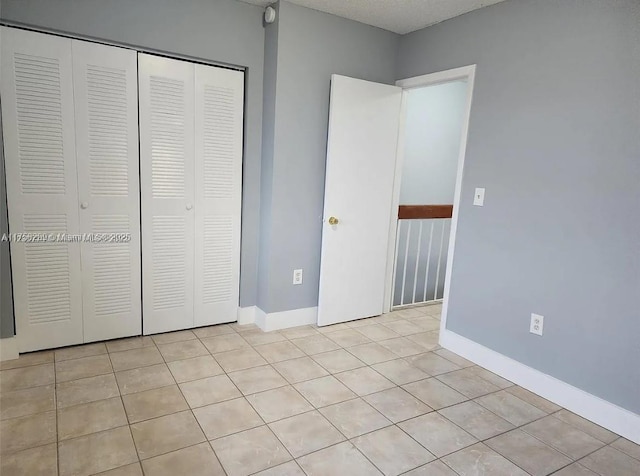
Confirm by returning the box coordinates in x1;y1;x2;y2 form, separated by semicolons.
1;304;638;475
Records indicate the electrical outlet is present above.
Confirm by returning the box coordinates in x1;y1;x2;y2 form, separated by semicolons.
473;188;485;206
530;313;544;336
293;269;303;285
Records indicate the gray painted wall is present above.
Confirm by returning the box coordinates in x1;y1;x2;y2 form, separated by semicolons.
398;0;640;414
258;0;399;313
1;0;265;308
1;114;15;338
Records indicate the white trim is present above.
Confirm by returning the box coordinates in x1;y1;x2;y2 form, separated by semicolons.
0;337;19;362
441;329;640;445
255;306;318;332
386;65;476;328
236;306;256;325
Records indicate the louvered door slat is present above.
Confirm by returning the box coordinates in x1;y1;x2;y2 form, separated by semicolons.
72;40;141;343
1;27;83;351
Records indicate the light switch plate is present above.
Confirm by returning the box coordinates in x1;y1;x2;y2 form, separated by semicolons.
473;188;485;206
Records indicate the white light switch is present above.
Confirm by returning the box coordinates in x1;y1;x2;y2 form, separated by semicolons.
473;188;485;206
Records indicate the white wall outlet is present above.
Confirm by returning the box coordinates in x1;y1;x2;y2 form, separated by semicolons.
473;187;485;206
530;313;544;336
293;269;303;285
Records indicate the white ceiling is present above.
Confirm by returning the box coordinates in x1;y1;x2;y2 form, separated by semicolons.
239;0;507;34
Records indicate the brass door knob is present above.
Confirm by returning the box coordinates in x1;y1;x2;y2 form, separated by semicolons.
328;216;339;225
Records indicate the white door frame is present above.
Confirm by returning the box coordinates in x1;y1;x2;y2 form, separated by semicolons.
383;65;477;342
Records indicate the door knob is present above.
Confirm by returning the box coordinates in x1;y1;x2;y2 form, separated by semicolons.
186;203;193;210
328;216;339;225
80;202;89;209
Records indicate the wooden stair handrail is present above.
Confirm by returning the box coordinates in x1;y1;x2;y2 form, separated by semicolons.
398;205;453;220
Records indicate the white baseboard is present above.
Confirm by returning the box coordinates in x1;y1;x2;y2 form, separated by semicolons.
237;306;256;325
255;306;318;332
0;336;19;362
440;329;640;444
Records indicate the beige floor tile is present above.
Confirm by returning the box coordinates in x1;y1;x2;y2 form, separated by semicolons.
0;363;54;392
553;463;599;475
242;330;287;346
382;319;422;336
55;342;107;362
193;397;263;440
255;340;305;363
109;347;164;372
355;426;435;475
193;324;236;338
311;349;365;373
273;356;329;384
58;396;128;440
439;401;514;440
406;352;461;375
254;461;305;475
0;384;55;420
58;426;138;475
403;460;458;475
106;336;155;354
122;385;188;423
279;325;319;340
580;446;639;476
402;378;467;410
130;410;205;460
346;342;399;365
467;366;513;389
355;324;400;341
290;334;341;355
157;339;209;362
407;316;441;332
320;398;391;438
475;390;547;426
433;349;474;368
0;351;53;371
611;437;640;461
372;359;429;385
399;308;426;319
115;363;175;395
436;367;500;399
246;385;313;423
213;347;267;372
141;442;224;476
210;425;291;476
200;333;249;354
522;415;607;459
346;317;379;328
0;443;57;476
486;429;572;476
151;330;197;345
504;386;562;413
326;329;372;347
442;442;529;476
399;412;477;457
315;322;351;334
364;387;432;423
297;441;382;476
553;409;619;443
55;354;113;382
57;373;120;408
227;365;288;395
167;355;223;383
378;337;428;357
0;410;56;454
294;375;356;407
406;331;441;351
96;462;144;475
269;410;344;457
334;367;395;396
179;374;240;408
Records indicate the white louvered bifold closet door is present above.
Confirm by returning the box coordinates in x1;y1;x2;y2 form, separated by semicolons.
72;41;141;342
1;27;83;351
194;65;244;327
139;54;195;334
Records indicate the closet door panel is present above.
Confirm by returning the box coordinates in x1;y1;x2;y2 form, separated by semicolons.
0;27;83;351
139;54;195;334
194;65;244;327
72;40;141;342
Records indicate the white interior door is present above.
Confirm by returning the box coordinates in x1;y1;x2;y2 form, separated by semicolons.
139;53;195;334
194;65;244;327
1;27;84;351
72;40;141;342
318;75;402;326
